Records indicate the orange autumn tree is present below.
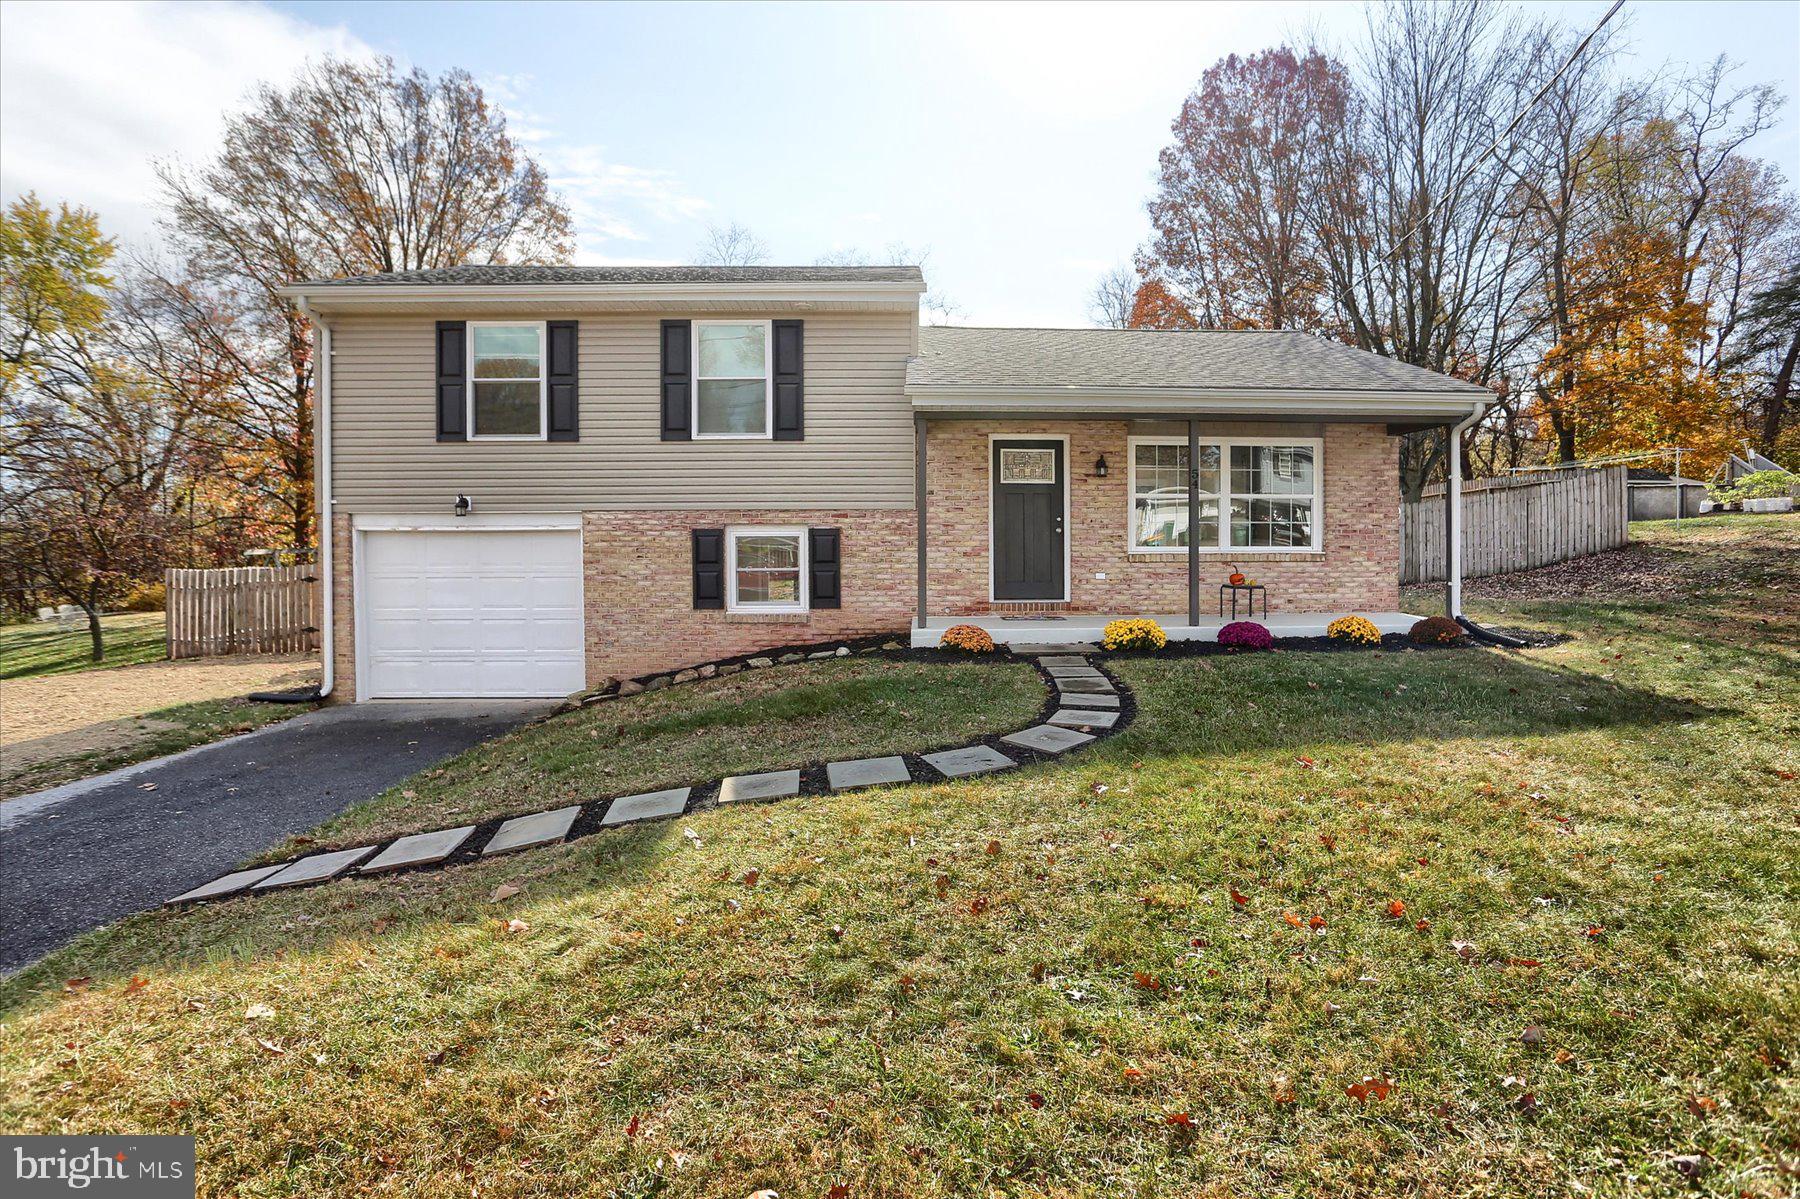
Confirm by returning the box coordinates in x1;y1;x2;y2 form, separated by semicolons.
1534;225;1736;467
1127;278;1200;330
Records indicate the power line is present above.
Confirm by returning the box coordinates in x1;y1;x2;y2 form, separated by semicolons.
1336;0;1629;309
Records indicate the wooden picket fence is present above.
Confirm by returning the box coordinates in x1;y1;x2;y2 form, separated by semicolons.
165;565;321;659
1401;465;1630;584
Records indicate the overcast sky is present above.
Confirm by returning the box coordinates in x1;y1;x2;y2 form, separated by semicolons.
2;0;1796;325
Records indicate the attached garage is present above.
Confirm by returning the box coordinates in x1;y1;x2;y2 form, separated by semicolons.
356;523;585;699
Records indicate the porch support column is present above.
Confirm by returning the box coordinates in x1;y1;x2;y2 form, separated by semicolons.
1187;418;1200;626
915;413;928;629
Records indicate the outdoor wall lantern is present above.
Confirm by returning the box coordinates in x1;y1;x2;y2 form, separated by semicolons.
1094;454;1110;478
454;493;473;518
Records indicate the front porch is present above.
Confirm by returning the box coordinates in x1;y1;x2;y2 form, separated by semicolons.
910;611;1425;649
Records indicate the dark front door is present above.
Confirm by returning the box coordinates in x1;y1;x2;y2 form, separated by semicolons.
991;439;1066;600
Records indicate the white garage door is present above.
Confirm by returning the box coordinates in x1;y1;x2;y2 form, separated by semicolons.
360;528;585;699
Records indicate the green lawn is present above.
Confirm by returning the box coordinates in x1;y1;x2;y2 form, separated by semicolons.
0;611;166;678
2;517;1794;1198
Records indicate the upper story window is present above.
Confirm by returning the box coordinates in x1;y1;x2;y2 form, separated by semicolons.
1128;437;1321;552
468;322;545;439
693;321;771;438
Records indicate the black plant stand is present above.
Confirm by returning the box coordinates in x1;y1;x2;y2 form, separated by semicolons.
1218;583;1267;620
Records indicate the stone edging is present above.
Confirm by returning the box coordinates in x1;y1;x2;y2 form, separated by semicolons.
165;649;1134;906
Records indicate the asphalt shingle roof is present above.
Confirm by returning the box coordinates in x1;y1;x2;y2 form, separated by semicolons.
292;264;925;287
908;327;1491;395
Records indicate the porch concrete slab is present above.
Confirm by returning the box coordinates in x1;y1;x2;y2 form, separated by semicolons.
826;756;911;791
1046;666;1106;680
1008;643;1100;654
1047;707;1121;730
165;864;285;906
1056;692;1120;709
253;845;378;890
601;787;692;825
1038;656;1092;668
1002;724;1097;755
1055;676;1115;694
359;826;476;874
483;804;581;856
922;745;1016;778
719;770;801;804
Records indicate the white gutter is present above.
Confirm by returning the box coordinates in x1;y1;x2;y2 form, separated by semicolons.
296;300;334;700
1446;402;1487;617
909;388;1491;419
276;280;925;307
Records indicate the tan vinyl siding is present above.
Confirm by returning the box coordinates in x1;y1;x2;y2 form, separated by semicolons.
328;309;916;511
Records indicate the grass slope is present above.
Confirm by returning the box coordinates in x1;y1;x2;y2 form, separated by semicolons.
1;517;1794;1198
0;611;165;679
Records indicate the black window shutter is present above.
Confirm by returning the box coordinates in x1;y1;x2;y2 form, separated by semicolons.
773;319;804;441
435;321;466;441
692;528;724;609
546;320;579;441
661;320;692;441
808;527;840;608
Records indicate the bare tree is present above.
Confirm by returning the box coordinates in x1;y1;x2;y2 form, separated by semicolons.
156;56;573;549
1087;264;1140;328
816;241;964;325
696;222;770;266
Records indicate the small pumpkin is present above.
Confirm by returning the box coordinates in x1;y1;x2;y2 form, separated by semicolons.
1227;562;1247;586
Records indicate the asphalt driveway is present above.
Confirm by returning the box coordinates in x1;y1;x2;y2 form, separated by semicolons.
0;700;557;972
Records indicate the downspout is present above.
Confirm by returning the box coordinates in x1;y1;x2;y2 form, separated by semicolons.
314;313;334;698
1445;402;1528;647
251;305;334;702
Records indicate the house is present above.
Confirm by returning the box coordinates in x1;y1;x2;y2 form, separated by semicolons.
1626;467;1707;520
279;265;1492;701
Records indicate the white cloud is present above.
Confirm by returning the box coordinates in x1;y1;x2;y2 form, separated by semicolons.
0;0;374;246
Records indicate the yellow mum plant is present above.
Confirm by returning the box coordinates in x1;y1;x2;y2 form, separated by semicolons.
1102;617;1168;652
940;623;996;654
1326;614;1382;645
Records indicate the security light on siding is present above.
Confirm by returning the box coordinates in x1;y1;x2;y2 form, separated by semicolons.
454;494;473;518
1094;454;1109;478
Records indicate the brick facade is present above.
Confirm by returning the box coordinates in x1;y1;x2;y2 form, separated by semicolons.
923;420;1399;616
583;509;916;683
327;422;1399;700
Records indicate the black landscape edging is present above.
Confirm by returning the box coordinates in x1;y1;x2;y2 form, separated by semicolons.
172;654;1135;904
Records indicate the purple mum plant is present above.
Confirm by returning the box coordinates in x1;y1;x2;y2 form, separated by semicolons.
1217;621;1274;651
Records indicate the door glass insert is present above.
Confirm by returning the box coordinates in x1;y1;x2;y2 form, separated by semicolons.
999;447;1057;484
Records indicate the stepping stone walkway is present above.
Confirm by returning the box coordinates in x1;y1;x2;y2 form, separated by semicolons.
167;651;1132;905
720;769;801;804
602;787;691;826
360;826;475;874
827;756;910;791
484;805;581;856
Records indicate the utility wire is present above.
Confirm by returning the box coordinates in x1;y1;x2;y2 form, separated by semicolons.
1336;0;1629;309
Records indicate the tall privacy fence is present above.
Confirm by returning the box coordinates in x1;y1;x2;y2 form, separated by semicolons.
1400;465;1629;584
165;566;322;659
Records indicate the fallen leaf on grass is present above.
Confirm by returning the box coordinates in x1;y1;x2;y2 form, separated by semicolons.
741;869;760;887
245;1003;275;1020
1415;919;1432;932
1122;1067;1144;1082
969;895;991;915
489;883;520;902
1271;1076;1297;1106
1521;1025;1546;1044
1450;940;1478;961
124;976;149;994
1668;1153;1708;1180
255;1038;285;1056
1506;958;1542;967
625;1115;641;1139
829;1187;850;1199
1229;887;1250;907
1583;925;1604;939
1164;1112;1195;1127
504;919;529;935
1685;1094;1718;1116
63;977;91;993
1515;1090;1540;1116
1132;972;1161;991
1387;900;1407;918
985;839;1001;855
1345;1076;1393;1104
1283;912;1304;928
1026;1092;1045;1109
1295;756;1317;769
1318;833;1337;852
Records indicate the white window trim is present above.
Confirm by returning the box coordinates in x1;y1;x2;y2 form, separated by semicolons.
725;525;809;613
465;320;547;441
1126;435;1324;554
692;319;773;440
